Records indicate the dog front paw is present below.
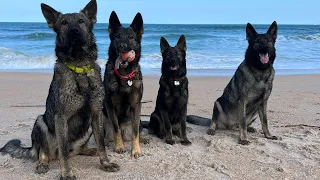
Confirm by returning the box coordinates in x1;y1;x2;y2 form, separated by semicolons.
102;162;120;172
266;135;281;140
181;139;192;146
207;129;216;136
165;138;175;145
35;163;49;174
131;150;143;159
238;139;250;145
115;146;126;154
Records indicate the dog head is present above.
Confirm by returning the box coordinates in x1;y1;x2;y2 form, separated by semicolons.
160;35;187;78
41;0;97;60
245;21;278;70
108;11;143;67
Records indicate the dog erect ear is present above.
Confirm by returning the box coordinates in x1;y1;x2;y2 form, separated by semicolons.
41;3;61;28
108;11;122;34
246;23;257;41
130;13;144;40
267;21;278;41
160;37;170;54
81;0;97;24
176;35;186;51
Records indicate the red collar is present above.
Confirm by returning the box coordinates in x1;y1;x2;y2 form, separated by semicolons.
114;66;136;81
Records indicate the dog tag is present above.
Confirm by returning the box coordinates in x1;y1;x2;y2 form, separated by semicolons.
127;80;133;86
174;81;180;86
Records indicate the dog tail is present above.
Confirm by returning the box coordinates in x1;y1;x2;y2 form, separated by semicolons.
0;139;37;160
140;121;149;129
186;115;211;126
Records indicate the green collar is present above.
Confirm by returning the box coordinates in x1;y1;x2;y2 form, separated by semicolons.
65;63;95;74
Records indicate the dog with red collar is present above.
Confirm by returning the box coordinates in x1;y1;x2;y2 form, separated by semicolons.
103;11;148;158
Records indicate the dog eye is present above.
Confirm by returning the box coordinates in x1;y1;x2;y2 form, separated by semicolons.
129;35;134;39
78;19;84;23
116;34;120;38
255;39;260;43
61;20;67;25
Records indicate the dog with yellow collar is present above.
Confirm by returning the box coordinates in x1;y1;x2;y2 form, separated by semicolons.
0;1;119;179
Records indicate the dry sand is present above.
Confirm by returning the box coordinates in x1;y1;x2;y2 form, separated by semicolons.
0;72;319;180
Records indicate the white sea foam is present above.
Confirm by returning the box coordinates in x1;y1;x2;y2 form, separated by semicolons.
0;47;319;70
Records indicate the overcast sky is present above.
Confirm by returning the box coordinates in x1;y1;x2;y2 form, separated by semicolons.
0;0;319;24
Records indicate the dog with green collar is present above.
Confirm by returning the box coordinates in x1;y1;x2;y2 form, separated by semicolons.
0;1;119;179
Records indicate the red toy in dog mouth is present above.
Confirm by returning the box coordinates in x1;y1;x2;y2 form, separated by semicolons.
121;50;135;63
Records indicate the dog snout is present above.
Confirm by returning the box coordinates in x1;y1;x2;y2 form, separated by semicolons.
170;59;177;65
69;28;80;35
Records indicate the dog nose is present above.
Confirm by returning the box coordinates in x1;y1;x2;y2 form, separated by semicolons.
70;28;79;34
119;43;127;50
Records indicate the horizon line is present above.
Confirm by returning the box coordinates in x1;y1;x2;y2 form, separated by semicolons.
0;21;319;25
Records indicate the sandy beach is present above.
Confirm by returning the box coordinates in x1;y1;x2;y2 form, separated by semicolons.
0;72;319;180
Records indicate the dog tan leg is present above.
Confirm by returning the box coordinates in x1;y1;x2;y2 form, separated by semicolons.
131;102;143;158
207;101;220;135
131;135;141;158
207;122;217;135
35;149;50;174
114;131;125;153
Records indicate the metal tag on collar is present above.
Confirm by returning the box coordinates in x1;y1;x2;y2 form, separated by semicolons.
174;80;180;86
128;80;133;86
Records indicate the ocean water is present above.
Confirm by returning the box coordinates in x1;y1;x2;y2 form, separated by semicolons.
0;22;320;76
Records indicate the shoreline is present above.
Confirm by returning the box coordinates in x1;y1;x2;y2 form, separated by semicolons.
1;68;320;77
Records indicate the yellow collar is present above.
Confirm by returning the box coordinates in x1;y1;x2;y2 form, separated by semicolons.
65;63;95;74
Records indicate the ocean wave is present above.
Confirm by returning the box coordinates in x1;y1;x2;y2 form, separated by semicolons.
0;47;319;70
23;32;55;39
278;34;320;41
0;47;55;69
0;48;241;70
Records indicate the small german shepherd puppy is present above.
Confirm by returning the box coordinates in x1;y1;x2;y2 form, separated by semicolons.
103;11;145;158
187;21;279;145
146;36;191;145
0;0;119;179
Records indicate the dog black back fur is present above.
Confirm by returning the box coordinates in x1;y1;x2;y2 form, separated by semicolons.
187;21;280;145
147;35;191;145
0;1;119;179
103;11;145;158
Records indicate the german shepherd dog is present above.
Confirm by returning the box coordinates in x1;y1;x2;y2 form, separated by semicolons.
146;36;191;145
187;21;279;145
103;11;145;158
0;0;119;179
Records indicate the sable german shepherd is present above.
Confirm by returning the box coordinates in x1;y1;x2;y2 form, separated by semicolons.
0;0;119;179
145;36;191;145
103;11;145;158
187;21;280;145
